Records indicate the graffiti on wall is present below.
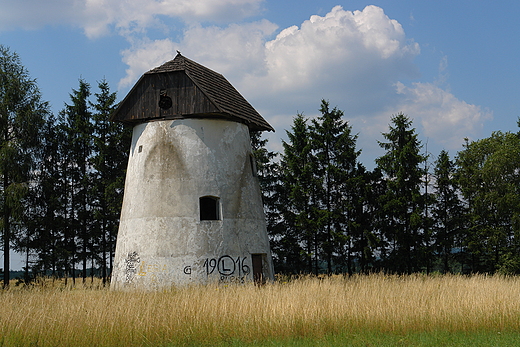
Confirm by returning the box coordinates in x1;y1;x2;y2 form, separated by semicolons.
124;251;168;284
124;252;255;283
202;255;250;282
181;255;253;282
124;251;140;283
138;261;168;283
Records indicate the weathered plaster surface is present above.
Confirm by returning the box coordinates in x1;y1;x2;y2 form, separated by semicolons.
111;119;273;290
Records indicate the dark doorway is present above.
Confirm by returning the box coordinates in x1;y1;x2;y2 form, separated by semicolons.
252;254;265;285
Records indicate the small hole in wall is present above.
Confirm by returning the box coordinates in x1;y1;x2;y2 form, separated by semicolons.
159;89;172;110
138;145;143;153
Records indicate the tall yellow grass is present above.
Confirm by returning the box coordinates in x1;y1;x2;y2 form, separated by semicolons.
1;274;519;346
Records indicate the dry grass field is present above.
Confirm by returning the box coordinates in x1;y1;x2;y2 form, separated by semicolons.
1;274;520;346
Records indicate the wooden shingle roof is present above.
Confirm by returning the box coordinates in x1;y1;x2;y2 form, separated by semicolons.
110;53;274;132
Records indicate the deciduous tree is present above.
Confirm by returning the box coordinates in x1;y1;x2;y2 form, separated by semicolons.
456;132;520;273
0;45;48;287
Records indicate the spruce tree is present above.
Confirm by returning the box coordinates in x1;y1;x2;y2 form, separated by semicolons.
60;79;93;283
310;100;360;274
350;166;385;273
280;114;318;273
250;131;285;271
375;113;427;273
23;114;68;278
431;150;464;273
91;79;130;284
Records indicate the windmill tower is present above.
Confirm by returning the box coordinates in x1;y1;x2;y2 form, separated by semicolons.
110;53;274;290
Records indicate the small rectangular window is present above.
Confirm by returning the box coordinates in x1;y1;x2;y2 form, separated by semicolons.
200;196;220;220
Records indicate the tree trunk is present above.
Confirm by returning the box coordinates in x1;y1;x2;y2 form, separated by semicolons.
3;172;10;289
2;209;10;288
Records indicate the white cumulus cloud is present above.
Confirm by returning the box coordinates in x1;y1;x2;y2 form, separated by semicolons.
83;0;265;38
250;5;420;115
117;4;490;159
118;19;278;89
0;0;494;162
119;38;179;89
394;82;493;149
0;0;84;31
178;20;278;77
0;0;264;38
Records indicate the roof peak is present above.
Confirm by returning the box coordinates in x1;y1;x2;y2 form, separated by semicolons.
145;53;222;77
112;54;274;132
145;53;184;74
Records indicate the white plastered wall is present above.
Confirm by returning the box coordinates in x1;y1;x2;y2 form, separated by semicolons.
111;118;274;290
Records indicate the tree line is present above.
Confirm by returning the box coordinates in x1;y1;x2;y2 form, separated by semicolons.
1;46;130;286
2;45;520;288
253;100;520;276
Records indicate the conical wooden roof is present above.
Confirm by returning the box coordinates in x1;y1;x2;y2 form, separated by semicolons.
110;53;273;132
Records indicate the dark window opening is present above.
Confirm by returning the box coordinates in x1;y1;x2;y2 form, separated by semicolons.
159;89;172;110
200;196;220;220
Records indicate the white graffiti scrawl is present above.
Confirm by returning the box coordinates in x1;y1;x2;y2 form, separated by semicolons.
124;251;140;283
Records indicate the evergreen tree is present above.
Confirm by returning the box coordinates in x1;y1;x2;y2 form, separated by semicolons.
310;100;361;274
60;79;93;283
23;114;68;278
24;79;128;282
280;114;318;274
250;131;279;228
91;79;129;284
375;113;427;273
350;166;385;273
431;150;464;273
0;45;48;287
250;131;285;272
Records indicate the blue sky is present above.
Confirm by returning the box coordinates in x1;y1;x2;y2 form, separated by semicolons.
0;1;519;267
